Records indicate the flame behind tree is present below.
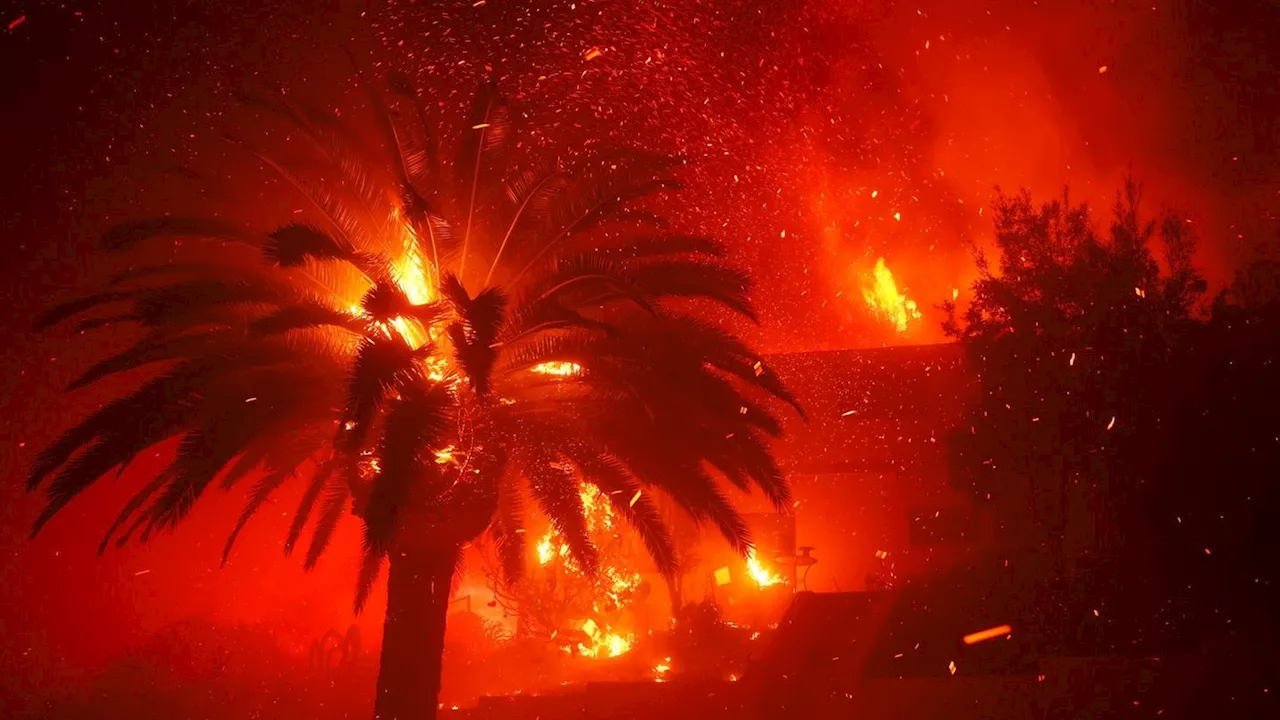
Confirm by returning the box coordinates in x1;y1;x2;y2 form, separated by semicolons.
862;257;921;332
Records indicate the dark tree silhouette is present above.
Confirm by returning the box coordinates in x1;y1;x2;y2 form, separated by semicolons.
943;181;1206;569
944;188;1280;707
27;75;801;719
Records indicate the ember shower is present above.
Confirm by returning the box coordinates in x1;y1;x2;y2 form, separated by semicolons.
1;0;1277;718
377;0;1278;350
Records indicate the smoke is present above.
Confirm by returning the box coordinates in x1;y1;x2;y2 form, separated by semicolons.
382;0;1278;349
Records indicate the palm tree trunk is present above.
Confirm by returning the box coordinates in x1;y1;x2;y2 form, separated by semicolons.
373;546;458;720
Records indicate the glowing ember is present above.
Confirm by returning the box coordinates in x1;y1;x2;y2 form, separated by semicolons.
962;624;1013;645
530;361;583;377
745;548;784;588
861;258;921;332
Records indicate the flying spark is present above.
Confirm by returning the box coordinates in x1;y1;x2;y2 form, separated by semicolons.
963;624;1012;645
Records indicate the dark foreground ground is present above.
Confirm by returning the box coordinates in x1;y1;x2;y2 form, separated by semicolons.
14;577;1277;720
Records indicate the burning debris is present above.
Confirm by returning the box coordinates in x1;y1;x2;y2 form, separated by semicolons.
961;624;1012;645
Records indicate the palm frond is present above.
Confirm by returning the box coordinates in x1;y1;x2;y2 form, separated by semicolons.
654;463;751;556
521;450;598;576
97;473;170;554
218;444;271;492
512;251;658;319
239;91;397;224
364;379;453;554
227;136;374;254
28;370;202;491
441;274;508;396
571;451;676;577
455;79;512;279
353;533;386;615
490;471;527;584
250;303;367;337
284;460;338;556
340;335;424;451
32;430;179;538
68;331;236;390
360;282;417;324
387;71;441;192
485;165;570;285
506;163;678;282
624;259;757;321
34;292;131;331
651;314;805;418
221;467;293;565
265;224;355;267
304;482;350;569
99;217;257;252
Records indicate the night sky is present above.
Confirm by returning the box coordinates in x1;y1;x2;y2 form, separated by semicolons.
2;0;1278;708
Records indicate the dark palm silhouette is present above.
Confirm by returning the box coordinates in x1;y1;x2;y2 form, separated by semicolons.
28;74;802;719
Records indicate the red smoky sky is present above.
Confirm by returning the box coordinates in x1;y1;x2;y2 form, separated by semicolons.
1;0;1277;704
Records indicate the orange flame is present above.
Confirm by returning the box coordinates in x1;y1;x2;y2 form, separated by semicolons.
533;484;643;659
393;212;435;306
577;619;634;658
861;258;921;332
745;548;784;588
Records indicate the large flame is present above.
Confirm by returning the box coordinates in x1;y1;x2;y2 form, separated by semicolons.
394;213;435;306
861;258;921;333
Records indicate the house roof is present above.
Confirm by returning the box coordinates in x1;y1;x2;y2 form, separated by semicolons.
762;344;974;474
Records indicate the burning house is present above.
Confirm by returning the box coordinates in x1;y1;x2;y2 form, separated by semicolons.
439;342;986;709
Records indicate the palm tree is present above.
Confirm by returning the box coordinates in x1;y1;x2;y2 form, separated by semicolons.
27;71;802;719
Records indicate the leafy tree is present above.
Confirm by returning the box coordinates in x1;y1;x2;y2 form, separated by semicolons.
28;74;801;719
943;181;1206;568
